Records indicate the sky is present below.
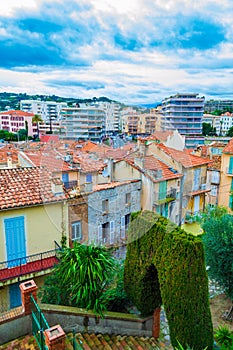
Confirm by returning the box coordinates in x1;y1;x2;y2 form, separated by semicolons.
0;0;233;106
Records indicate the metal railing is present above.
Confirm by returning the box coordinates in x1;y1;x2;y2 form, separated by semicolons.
154;189;177;204
63;180;78;189
31;294;49;350
0;242;61;282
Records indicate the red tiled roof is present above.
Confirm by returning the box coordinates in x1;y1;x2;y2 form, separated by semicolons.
125;154;182;182
40;134;59;143
0;145;19;164
93;180;140;192
21;149;71;172
157;144;211;168
138;131;174;142
0;110;34;117
208;155;221;170
75;333;159;349
65;152;105;173
0;167;67;210
222;138;233;154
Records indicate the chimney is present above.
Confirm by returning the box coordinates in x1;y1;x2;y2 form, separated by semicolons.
134;157;144;169
107;158;113;182
7;157;13;169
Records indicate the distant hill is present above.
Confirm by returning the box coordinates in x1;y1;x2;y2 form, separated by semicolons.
0;92;118;112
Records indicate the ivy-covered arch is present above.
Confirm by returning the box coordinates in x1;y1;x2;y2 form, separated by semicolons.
124;211;213;349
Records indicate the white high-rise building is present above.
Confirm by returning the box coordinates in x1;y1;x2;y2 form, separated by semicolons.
161;93;205;148
20;100;67;121
60;106;105;142
79;101;121;134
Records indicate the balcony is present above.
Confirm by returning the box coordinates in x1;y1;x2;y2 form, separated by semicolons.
0;243;61;283
63;180;78;189
185;210;201;223
154;189;176;205
189;183;210;196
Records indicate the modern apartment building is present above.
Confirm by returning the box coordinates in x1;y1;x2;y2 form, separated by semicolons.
79;101;121;133
161;93;205;147
122;109;161;135
20;100;67;121
60;106;105;142
205;99;233;113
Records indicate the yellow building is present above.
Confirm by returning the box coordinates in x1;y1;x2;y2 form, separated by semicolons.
218;138;233;211
0;167;68;311
143;141;211;224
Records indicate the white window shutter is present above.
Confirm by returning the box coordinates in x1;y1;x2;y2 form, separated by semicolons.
110;221;115;244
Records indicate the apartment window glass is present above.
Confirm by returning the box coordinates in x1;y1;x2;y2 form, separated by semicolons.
102;222;109;243
86;174;92;183
125;193;131;204
72;221;82;241
102;199;109;213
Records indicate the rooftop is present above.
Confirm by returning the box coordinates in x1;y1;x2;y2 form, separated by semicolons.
0;167;67;210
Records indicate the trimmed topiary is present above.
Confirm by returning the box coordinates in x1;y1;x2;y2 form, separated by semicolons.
124;211;213;350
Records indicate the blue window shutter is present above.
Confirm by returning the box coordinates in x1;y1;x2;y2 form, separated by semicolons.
229;195;233;210
229;157;233;173
62;173;69;183
9;282;21;309
4;216;26;267
159;181;167;200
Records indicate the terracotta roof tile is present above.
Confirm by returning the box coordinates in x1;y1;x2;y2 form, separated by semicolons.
208;155;221;170
222;138;233;154
93;180;140;192
124;154;182;182
0;110;34;117
21;149;71;172
138;131;174;142
0;167;67;210
157;144;211;168
0;145;19;164
75;333;159;350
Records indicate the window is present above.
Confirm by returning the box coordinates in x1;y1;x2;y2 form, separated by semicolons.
86;174;92;183
121;216;125;239
110;221;115;244
71;221;82;241
102;222;109;243
210;185;217;196
125;193;131;205
102;199;109;213
125;214;130;231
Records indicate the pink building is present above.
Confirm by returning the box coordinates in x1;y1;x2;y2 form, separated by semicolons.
0;110;37;137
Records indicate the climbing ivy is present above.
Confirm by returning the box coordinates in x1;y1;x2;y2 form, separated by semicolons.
124;211;213;350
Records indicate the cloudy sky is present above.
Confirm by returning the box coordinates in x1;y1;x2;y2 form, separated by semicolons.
0;0;232;105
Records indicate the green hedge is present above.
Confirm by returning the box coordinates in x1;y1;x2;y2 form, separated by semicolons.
124;211;213;349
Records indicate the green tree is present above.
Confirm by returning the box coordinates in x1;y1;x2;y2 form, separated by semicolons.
226;126;233;137
201;213;233;303
18;129;28;141
40;243;116;316
202;122;216;136
32;114;43;138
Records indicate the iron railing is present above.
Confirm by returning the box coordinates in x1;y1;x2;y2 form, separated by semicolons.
63;180;78;189
0;242;61;282
31;294;49;350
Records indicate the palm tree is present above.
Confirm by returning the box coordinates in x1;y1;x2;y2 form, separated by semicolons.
32;114;43;139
